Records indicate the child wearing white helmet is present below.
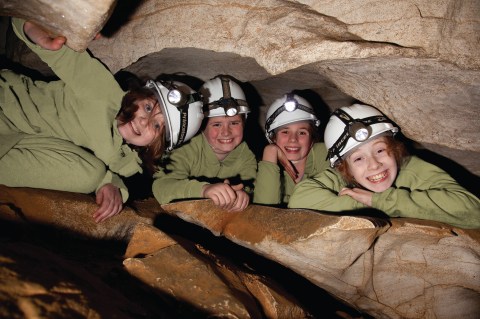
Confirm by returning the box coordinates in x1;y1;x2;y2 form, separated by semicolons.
289;103;480;229
0;18;203;223
253;93;330;206
153;75;257;211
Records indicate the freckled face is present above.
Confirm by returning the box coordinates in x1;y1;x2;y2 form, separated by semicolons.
203;115;244;160
117;98;164;146
345;136;397;192
274;121;313;162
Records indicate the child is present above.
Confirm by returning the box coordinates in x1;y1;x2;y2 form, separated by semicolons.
153;76;257;211
0;18;204;222
289;103;480;229
253;93;329;206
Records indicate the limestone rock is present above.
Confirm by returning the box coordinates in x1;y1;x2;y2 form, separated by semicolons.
124;222;310;318
0;184;151;241
0;0;117;51
161;199;480;319
0;186;337;318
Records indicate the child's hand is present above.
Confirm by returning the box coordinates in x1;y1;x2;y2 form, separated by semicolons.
263;144;298;182
229;183;250;211
23;21;66;51
202;182;238;210
339;187;373;207
94;183;123;223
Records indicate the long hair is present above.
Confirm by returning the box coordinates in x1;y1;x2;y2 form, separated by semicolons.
116;88;166;174
336;136;408;187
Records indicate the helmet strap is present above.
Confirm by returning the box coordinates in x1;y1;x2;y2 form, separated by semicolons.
205;78;248;116
265;96;317;131
175;107;189;148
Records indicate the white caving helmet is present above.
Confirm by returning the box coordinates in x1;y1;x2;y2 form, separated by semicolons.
264;93;320;143
199;76;250;118
145;80;204;151
324;103;399;167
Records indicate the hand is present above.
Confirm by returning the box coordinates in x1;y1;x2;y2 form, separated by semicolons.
339;187;373;207
23;21;66;51
262;144;298;182
229;183;250;212
202;181;238;211
93;183;123;223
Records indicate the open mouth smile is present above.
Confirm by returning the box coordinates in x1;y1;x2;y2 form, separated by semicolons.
218;138;233;144
130;122;141;135
284;146;300;153
367;170;388;183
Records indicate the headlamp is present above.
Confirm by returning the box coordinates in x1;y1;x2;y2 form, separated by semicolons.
284;101;296;112
225;105;238;116
348;122;371;142
167;89;186;106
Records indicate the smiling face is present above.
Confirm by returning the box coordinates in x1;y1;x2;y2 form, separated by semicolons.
274;121;314;163
203;115;244;160
345;136;398;192
117;98;165;147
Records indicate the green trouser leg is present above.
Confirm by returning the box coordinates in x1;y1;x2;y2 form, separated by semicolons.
0;135;106;194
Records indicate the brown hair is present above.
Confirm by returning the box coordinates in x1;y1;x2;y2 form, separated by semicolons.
116;88;166;174
335;136;408;187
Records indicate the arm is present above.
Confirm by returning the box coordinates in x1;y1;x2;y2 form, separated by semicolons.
253;160;283;205
373;157;480;228
288;168;366;211
152;147;208;204
12;18;122;101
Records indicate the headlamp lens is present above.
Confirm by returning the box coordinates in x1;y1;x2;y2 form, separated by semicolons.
225;107;238;116
349;122;371;142
284;100;296;112
167;89;184;105
354;128;370;141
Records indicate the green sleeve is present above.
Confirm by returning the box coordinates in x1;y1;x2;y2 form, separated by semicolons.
152;147;208;204
288;169;366;211
12;18;123;102
253;160;282;205
373;157;480;229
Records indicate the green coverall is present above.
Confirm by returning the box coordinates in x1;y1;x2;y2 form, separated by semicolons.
0;18;142;201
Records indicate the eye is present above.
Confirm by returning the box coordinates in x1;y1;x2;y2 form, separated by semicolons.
231;121;241;126
350;155;364;163
298;130;309;136
144;103;153;113
375;146;388;156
